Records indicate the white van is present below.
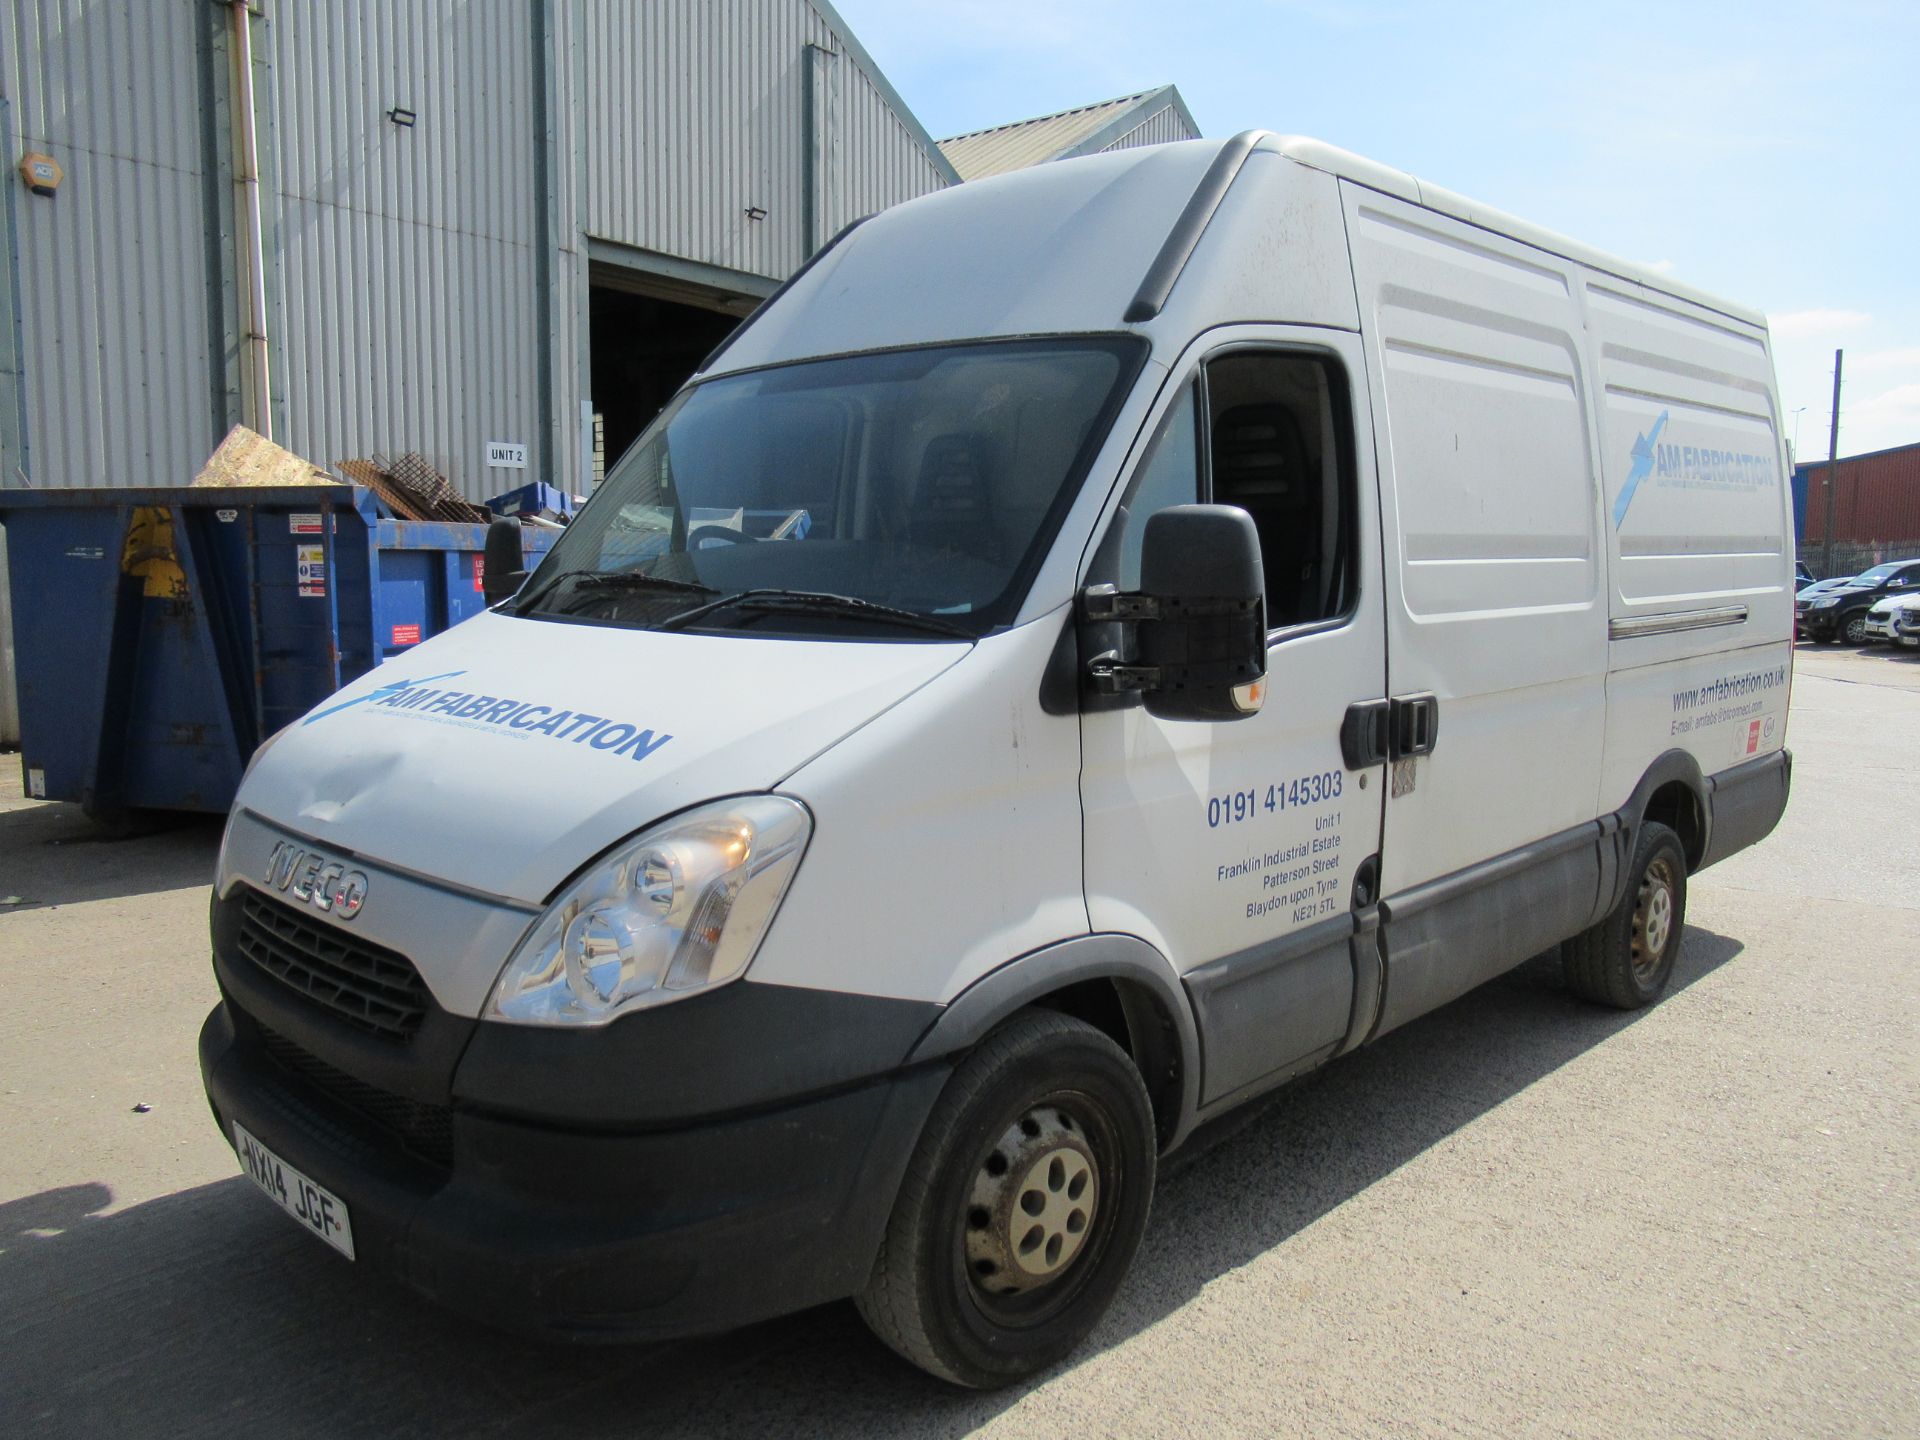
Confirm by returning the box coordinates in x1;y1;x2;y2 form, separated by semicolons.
199;133;1793;1387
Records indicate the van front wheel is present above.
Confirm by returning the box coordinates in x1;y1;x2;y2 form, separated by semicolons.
1564;820;1688;1009
855;1009;1156;1388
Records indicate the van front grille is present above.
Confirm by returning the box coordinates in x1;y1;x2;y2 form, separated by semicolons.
257;1026;454;1168
235;889;430;1038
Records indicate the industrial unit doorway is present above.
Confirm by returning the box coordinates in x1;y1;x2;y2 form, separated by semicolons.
588;259;761;481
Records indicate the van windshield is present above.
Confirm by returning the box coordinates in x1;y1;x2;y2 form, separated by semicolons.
516;337;1144;639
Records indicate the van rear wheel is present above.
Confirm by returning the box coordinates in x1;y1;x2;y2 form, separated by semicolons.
855;1009;1156;1388
1564;820;1687;1009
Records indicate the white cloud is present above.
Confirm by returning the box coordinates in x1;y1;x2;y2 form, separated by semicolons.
1768;308;1873;339
1763;311;1920;459
1846;383;1920;455
1851;347;1920;375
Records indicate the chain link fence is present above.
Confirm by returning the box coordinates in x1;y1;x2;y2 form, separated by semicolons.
1796;540;1920;581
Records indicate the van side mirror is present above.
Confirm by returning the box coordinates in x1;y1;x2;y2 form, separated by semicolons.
1082;504;1267;722
482;516;527;606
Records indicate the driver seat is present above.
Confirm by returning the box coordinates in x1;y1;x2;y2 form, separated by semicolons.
907;433;997;558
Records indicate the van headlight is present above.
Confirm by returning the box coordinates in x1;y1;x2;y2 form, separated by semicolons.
485;796;811;1026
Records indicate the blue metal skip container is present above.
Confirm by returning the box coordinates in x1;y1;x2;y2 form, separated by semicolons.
0;484;555;818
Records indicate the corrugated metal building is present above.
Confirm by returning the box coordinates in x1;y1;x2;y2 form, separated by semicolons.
938;86;1199;181
0;0;959;503
0;5;1213;743
1792;440;1920;575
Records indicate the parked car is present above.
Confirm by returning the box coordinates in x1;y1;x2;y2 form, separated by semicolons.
1795;576;1856;604
1796;559;1920;644
1795;561;1816;591
1863;592;1920;644
1897;604;1920;649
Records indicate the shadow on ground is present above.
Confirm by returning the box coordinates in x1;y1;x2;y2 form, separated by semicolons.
0;801;222;910
0;928;1743;1440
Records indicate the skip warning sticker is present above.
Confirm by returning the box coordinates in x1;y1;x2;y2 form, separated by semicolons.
297;544;327;598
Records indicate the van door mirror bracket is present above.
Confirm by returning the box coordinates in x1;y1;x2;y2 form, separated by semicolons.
1086;653;1161;694
1080;585;1160;623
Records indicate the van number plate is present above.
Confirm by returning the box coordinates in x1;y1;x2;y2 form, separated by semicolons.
233;1122;356;1260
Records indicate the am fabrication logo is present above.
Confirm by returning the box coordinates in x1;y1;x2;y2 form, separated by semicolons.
303;669;673;763
1612;409;1776;528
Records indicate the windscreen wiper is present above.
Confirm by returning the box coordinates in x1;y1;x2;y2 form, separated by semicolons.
524;568;719;615
657;588;975;639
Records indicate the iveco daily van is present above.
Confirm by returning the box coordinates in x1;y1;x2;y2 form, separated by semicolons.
199;132;1793;1387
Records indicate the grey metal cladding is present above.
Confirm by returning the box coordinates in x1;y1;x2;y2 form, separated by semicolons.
0;0;951;502
2;0;218;489
266;0;543;501
580;0;951;282
1099;104;1197;154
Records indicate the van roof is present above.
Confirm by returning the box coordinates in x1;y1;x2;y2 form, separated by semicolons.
1254;133;1766;329
704;133;1765;377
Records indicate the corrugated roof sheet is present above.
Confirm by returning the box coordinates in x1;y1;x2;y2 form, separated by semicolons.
938;86;1196;180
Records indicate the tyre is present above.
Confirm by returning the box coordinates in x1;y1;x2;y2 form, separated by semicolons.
1843;610;1871;645
1564;820;1687;1009
855;1009;1157;1388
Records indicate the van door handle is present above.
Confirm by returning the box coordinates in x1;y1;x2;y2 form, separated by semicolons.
1390;693;1439;758
1340;699;1391;768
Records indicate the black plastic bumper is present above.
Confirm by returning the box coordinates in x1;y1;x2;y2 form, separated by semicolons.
199;1000;949;1341
1795;612;1837;639
1700;747;1793;872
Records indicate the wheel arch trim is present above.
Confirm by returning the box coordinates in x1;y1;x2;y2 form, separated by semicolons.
908;935;1204;1152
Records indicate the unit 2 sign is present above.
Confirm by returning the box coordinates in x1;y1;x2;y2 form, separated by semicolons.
486;442;528;469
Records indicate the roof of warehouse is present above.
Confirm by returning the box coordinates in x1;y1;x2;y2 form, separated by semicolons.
938;85;1198;180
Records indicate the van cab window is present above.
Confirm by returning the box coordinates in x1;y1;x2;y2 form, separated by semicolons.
1115;383;1201;591
1101;351;1357;631
518;337;1145;639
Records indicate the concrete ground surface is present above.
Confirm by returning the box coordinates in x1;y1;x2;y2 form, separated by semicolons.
1;645;1914;1439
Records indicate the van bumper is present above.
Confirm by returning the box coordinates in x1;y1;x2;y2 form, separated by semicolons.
198;1000;948;1341
1700;748;1792;871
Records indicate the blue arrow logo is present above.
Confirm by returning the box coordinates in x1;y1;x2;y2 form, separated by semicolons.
1612;410;1669;529
303;670;466;725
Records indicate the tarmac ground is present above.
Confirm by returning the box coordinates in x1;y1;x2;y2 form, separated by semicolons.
1;643;1915;1438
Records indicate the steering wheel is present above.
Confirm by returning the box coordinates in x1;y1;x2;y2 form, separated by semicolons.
687;524;756;549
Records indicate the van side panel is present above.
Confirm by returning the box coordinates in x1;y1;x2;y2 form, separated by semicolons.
1341;184;1608;895
1581;278;1793;817
751;612;1092;1005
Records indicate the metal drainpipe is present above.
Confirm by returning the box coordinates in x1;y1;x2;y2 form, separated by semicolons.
231;0;272;440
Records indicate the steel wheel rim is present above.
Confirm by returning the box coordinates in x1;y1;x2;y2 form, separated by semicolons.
959;1091;1117;1328
1632;856;1677;980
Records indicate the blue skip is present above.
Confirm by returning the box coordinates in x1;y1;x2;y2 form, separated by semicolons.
0;484;554;819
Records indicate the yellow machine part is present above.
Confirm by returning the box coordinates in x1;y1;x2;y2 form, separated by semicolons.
120;506;189;600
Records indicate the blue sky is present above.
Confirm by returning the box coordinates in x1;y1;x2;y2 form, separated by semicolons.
833;0;1917;460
